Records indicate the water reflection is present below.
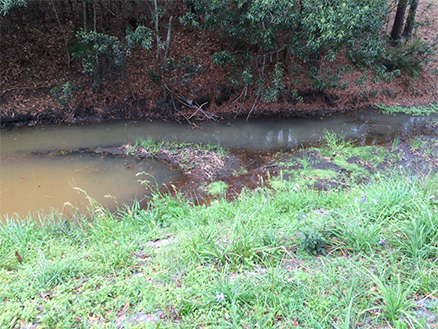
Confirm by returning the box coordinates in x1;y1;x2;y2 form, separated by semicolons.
1;110;436;218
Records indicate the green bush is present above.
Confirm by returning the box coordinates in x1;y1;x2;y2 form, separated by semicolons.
188;0;395;95
73;30;125;87
382;37;438;77
212;50;236;68
299;225;327;255
50;81;75;106
125;25;153;51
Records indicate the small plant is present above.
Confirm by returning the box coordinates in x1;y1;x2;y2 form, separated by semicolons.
124;145;136;156
392;137;400;150
205;181;229;196
125;25;153;51
410;137;422;150
136;136;161;154
196;142;227;159
382;38;438;78
396;212;438;260
298;150;313;170
50;81;76;106
324;130;351;152
28;253;82;291
261;62;285;102
73;30;125;87
212;50;236;68
299;225;327;255
334;215;383;253
365;271;418;326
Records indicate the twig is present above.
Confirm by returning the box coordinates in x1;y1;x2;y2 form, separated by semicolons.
234;86;247;119
232;86;247;104
1;85;50;96
246;95;261;121
188;102;210;119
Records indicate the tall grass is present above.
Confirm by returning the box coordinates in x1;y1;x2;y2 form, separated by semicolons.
1;169;437;328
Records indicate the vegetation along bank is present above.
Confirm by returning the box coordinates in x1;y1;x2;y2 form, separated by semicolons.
1;0;438;127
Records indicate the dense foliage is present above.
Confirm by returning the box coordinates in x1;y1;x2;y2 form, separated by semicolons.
74;31;125;87
1;0;436;111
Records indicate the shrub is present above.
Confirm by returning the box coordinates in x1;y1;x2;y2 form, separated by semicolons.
382;37;438;77
50;81;75;106
125;25;153;51
212;50;236;68
299;225;327;255
73;31;125;88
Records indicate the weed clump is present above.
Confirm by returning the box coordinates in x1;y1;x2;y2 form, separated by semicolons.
299;225;328;255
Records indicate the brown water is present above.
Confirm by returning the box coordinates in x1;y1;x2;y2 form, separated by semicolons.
1;111;436;219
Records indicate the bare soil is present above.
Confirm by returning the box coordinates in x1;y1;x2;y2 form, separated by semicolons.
0;1;437;128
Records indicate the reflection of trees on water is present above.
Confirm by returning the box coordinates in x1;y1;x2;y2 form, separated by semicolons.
202;113;437;150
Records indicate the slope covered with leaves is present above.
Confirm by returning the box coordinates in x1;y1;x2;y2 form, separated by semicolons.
0;0;437;127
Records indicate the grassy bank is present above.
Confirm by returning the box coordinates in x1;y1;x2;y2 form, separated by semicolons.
376;104;438;116
1;143;438;328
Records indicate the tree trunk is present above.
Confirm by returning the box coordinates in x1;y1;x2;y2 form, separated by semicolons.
390;0;408;45
118;1;123;38
402;0;419;39
82;0;87;32
99;2;105;33
68;0;76;30
164;0;175;64
154;0;161;72
93;0;97;32
131;0;138;27
51;0;71;69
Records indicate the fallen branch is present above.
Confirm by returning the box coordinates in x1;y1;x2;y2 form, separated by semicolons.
164;85;218;121
1;85;50;97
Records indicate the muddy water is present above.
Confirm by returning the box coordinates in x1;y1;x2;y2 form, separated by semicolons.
0;152;182;219
1;111;437;218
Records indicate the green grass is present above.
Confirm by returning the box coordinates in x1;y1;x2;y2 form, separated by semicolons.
125;136;228;159
204;181;229;196
376;103;438;116
2;144;438;328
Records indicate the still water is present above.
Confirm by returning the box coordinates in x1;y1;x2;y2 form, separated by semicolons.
1;111;436;218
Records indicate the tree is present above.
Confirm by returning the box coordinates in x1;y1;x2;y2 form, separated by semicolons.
186;0;391;93
152;0;175;73
51;0;70;69
390;0;409;44
74;30;125;88
402;0;419;39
